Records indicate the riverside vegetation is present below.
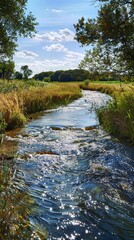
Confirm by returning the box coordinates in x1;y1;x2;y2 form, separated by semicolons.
0;79;134;145
81;81;134;144
0;80;82;134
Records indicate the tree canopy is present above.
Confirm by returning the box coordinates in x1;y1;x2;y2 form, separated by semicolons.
0;0;37;59
33;69;90;82
50;69;89;82
21;65;32;79
0;60;14;79
74;0;134;75
34;71;53;81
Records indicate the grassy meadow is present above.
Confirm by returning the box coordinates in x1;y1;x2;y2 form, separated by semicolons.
81;81;134;144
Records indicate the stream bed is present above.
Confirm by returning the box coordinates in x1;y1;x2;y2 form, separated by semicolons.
2;91;134;239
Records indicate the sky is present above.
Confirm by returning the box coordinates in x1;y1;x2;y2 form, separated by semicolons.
13;0;99;76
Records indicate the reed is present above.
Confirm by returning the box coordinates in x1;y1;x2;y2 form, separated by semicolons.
98;90;134;144
81;82;134;144
80;82;134;96
0;81;81;131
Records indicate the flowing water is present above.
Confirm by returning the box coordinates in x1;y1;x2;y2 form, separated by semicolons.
3;91;134;239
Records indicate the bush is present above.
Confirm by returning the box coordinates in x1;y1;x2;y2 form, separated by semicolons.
97;91;134;144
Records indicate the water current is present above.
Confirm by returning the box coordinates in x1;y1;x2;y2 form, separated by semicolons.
5;91;134;239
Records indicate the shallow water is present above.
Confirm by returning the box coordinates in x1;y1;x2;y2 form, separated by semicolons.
5;91;134;239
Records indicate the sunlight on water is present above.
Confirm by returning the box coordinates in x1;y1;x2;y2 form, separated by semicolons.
4;91;134;239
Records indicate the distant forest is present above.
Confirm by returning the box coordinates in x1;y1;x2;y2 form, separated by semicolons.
33;69;123;82
33;69;89;82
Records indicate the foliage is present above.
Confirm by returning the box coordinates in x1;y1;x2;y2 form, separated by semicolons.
80;81;134;144
98;91;134;144
74;0;134;76
50;70;63;82
43;77;50;82
34;71;53;81
20;65;33;79
78;46;123;80
14;71;23;80
0;0;37;59
0;60;14;79
50;69;89;82
0;79;48;93
84;79;90;86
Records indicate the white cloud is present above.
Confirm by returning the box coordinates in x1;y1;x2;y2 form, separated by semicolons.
32;58;81;73
52;9;64;13
15;50;38;59
65;51;84;60
46;8;64;13
43;43;84;60
43;43;68;52
34;28;75;42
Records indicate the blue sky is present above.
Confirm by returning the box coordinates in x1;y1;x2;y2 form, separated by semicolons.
14;0;99;75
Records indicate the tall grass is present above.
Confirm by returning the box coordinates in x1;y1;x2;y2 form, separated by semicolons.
0;162;47;239
81;82;134;144
0;81;82;131
80;81;134;96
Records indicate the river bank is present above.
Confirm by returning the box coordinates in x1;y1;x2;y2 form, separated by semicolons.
80;82;134;144
0;80;81;133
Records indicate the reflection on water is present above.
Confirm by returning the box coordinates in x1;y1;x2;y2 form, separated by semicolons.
2;91;134;239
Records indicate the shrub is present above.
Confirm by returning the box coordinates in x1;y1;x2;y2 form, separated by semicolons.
97;91;134;144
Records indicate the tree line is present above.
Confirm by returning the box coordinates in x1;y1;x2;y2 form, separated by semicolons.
0;62;133;82
34;69;89;82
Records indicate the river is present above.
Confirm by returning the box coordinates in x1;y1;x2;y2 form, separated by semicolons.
2;90;134;239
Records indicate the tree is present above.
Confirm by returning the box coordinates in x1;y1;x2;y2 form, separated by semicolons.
21;65;32;79
50;70;63;81
0;0;37;59
34;71;53;81
79;45;123;80
14;71;23;80
0;60;14;79
74;0;134;75
50;69;89;82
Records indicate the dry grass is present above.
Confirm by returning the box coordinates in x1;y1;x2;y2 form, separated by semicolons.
80;82;134;96
0;81;81;131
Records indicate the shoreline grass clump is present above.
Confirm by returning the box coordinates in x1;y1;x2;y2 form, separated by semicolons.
97;91;134;144
80;81;134;144
0;81;82;131
80;81;134;96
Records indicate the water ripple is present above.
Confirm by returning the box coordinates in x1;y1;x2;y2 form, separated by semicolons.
9;91;134;239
